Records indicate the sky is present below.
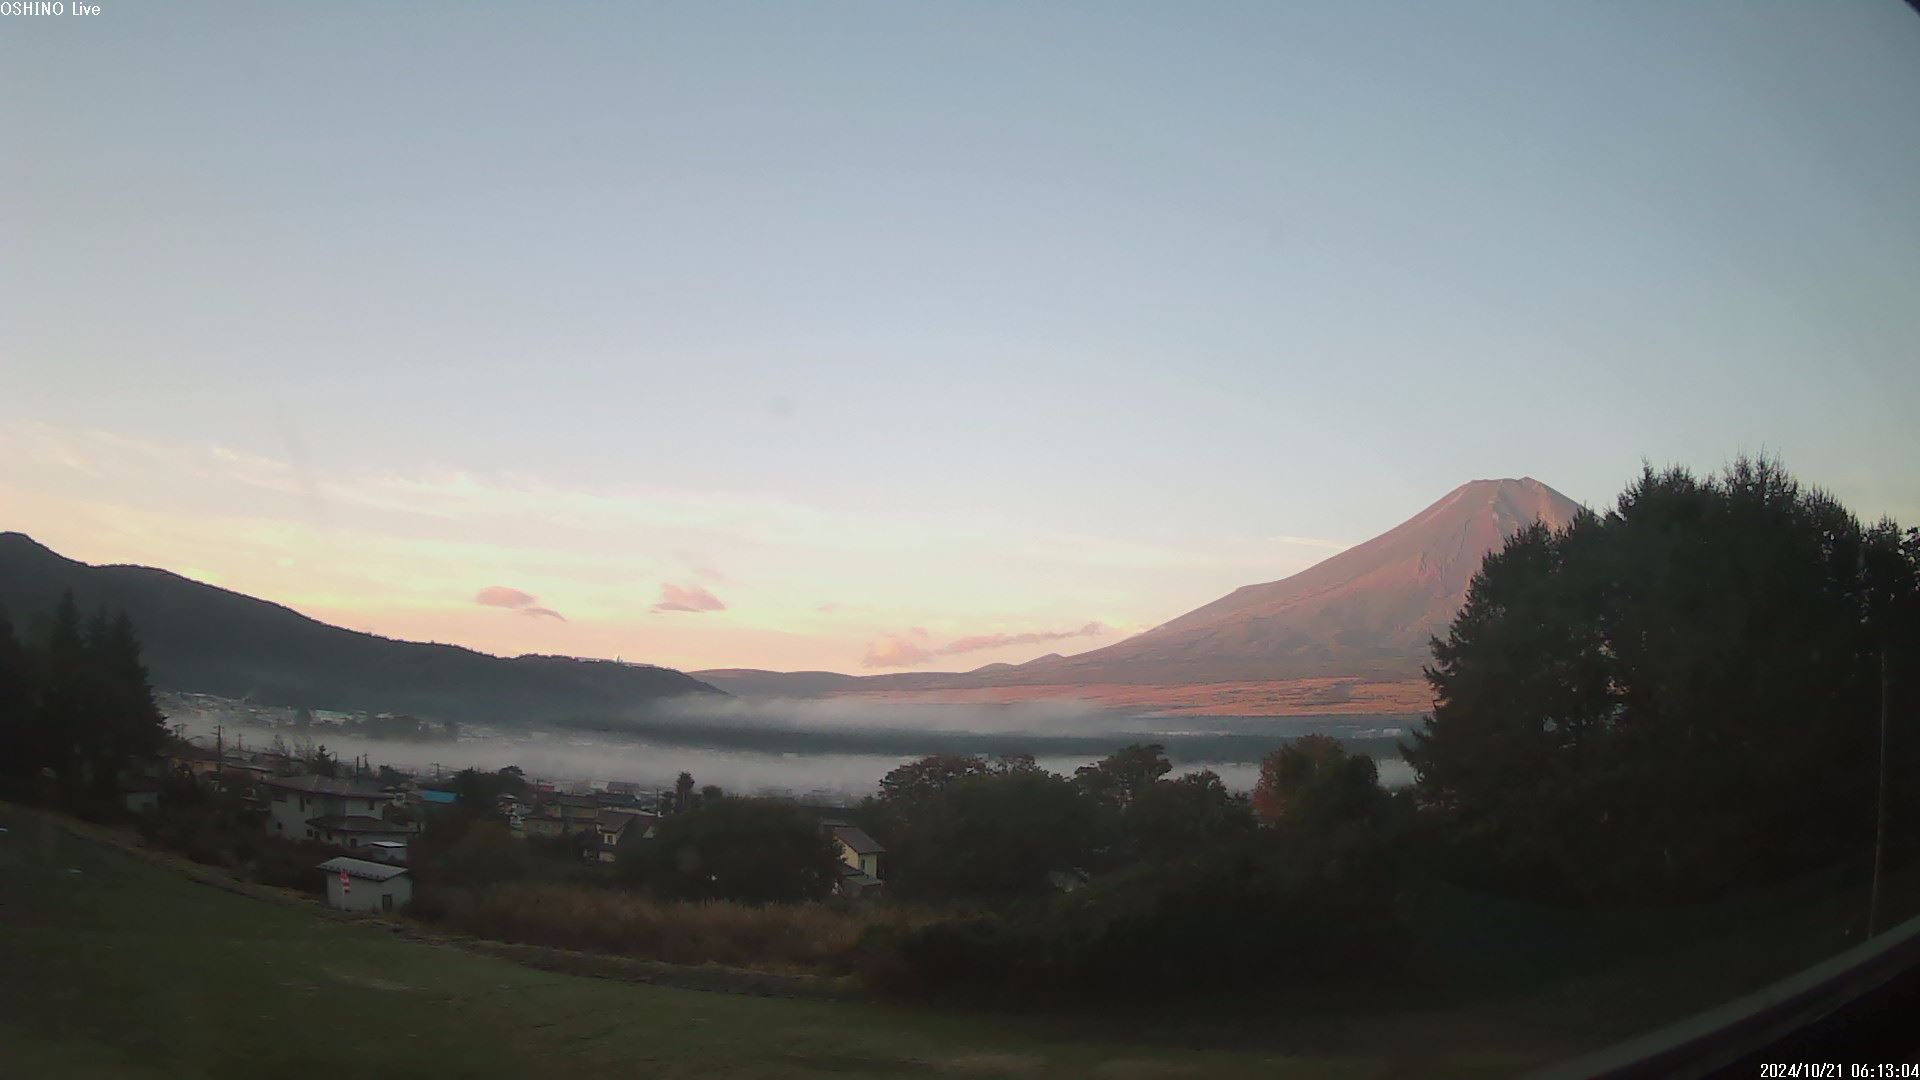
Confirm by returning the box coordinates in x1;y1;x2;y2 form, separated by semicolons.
4;1;1919;675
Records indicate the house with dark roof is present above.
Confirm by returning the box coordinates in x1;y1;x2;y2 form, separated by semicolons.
827;824;885;897
306;814;415;851
523;793;600;839
264;774;396;842
594;808;658;863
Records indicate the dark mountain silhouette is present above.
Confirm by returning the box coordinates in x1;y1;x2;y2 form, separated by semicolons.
684;669;872;698
696;478;1583;710
0;532;722;725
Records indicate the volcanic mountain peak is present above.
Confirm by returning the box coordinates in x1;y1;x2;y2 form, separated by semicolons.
984;477;1584;686
700;477;1585;705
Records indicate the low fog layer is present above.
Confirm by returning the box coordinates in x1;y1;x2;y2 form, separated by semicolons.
166;697;1416;800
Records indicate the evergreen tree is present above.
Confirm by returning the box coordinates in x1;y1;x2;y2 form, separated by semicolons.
0;607;37;781
7;592;169;804
95;612;167;790
1405;459;1919;902
36;590;91;799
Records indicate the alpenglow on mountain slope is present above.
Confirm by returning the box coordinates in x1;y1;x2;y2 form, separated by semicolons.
1002;477;1583;685
0;532;723;726
697;479;1584;715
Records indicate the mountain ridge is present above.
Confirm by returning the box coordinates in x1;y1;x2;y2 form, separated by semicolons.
0;531;722;725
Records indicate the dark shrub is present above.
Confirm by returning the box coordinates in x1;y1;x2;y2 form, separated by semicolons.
875;829;1401;1002
637;797;839;905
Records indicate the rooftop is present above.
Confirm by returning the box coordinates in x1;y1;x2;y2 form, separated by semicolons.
307;815;411;834
317;856;409;882
266;774;388;798
831;825;885;855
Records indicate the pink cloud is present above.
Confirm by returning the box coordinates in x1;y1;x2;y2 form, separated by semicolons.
476;585;566;622
938;621;1108;656
862;632;934;669
862;622;1109;667
476;585;539;609
652;582;727;614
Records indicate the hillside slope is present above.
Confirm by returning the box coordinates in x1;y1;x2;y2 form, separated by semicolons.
0;532;722;725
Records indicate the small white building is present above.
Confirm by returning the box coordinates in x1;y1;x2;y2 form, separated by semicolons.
319;856;412;914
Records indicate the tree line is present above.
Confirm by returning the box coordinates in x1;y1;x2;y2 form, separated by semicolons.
0;590;169;807
1407;458;1920;905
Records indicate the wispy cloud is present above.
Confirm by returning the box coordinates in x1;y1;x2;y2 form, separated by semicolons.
939;621;1108;656
475;585;567;622
652;582;727;614
861;621;1111;668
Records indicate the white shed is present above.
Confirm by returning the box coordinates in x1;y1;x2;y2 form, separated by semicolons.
318;856;412;914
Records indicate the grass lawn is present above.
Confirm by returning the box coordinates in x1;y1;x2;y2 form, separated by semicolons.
0;804;1559;1079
